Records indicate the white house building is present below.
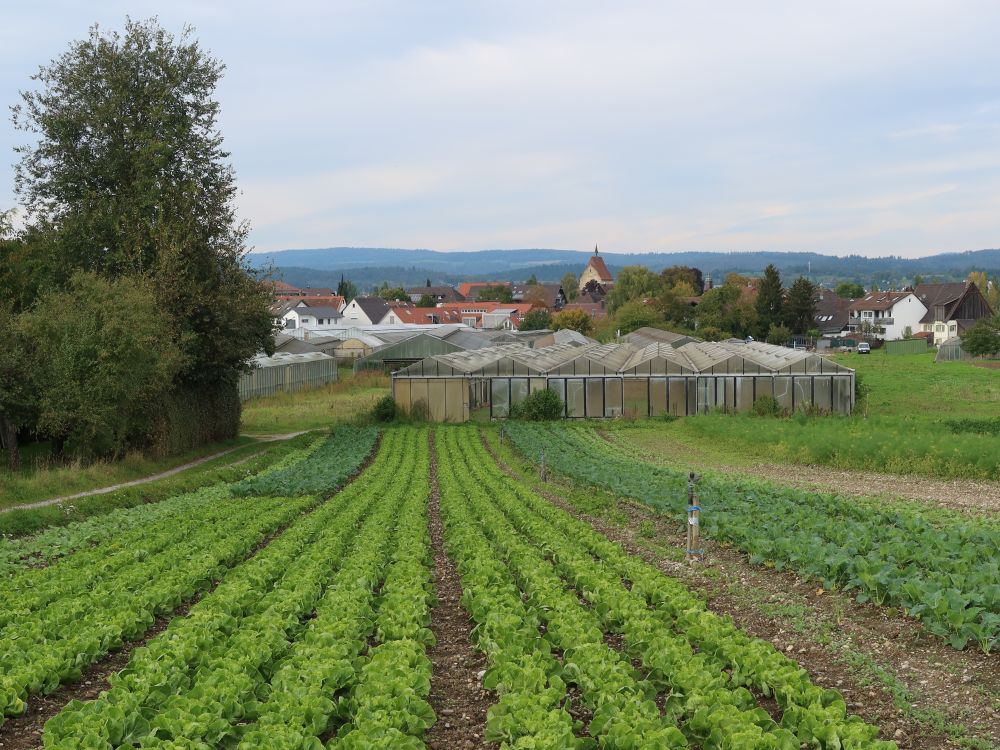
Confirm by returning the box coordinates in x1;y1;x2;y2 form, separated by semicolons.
846;291;927;340
341;297;392;326
281;306;344;333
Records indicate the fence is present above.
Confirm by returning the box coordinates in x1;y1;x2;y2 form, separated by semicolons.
885;338;931;355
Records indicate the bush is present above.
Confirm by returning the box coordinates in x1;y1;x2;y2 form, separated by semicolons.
371;395;399;423
511;389;564;421
751;395;784;417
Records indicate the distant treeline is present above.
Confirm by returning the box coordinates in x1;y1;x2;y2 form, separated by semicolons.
269;248;1000;293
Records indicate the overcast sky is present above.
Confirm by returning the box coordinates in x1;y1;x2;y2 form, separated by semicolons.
2;1;999;257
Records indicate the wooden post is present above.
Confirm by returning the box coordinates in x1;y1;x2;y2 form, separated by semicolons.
687;471;701;563
540;449;547;482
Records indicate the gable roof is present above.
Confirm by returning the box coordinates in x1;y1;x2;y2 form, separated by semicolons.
385;307;465;325
584;252;613;282
292;295;346;309
286;306;343;319
914;282;984;324
349;296;392;321
848;291;912;313
813;292;851;333
405;286;464;300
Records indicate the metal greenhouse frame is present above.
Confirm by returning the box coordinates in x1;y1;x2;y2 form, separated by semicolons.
391;341;855;421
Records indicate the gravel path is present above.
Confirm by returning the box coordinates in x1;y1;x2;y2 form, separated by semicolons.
1;431;309;514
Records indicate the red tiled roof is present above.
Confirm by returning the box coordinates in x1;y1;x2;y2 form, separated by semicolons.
584;254;613;282
387;307;464;324
283;295;346;309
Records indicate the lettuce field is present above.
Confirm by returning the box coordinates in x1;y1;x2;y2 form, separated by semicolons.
1;423;994;749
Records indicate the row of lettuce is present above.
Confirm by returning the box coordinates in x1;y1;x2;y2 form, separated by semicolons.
438;427;896;749
0;426;379;735
507;423;1000;654
44;427;437;749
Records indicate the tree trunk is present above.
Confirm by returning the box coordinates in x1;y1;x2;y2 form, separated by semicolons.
0;415;20;473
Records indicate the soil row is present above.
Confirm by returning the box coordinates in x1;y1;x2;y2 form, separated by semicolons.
485;432;1000;750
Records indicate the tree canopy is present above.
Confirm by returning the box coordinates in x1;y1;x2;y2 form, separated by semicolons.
1;19;273;466
553;308;594;336
961;317;1000;357
835;282;865;299
519;308;552;331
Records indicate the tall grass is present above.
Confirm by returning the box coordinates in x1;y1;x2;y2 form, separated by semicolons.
240;370;390;433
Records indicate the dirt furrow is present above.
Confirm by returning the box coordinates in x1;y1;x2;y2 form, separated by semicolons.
424;430;494;750
481;431;1000;750
0;436;384;749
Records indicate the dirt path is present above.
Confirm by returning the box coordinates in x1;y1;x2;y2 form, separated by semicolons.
604;429;1000;516
483;432;1000;750
424;430;494;750
1;432;309;514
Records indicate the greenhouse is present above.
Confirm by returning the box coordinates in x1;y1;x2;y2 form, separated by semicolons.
238;352;338;400
391;340;855;421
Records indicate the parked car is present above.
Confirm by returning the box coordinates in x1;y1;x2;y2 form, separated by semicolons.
857;342;871;354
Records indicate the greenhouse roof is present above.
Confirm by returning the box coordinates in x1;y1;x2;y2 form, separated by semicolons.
393;340;853;377
250;352;336;368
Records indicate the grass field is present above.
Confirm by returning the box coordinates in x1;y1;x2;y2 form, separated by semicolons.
620;351;1000;480
240;370;389;433
0;436;258;510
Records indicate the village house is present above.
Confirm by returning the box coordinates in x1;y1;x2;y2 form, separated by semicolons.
914;281;994;344
405;285;465;303
280;305;344;332
812;289;852;339
378;305;465;326
341;296;392;325
511;283;566;310
846;291;927;340
436;301;534;329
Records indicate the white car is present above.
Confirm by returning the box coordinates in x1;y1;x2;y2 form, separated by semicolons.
857;342;871;354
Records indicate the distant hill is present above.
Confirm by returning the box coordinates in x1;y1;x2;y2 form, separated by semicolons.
250;247;1000;291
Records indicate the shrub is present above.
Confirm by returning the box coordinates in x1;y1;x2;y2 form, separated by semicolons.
511;389;564;421
371;395;398;423
751;395;783;417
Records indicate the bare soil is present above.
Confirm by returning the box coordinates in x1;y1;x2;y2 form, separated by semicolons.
484;434;1000;750
424;431;495;750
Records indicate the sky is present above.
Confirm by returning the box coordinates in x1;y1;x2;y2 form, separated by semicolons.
2;1;1000;258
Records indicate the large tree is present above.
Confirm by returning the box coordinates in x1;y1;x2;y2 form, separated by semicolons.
754;264;784;338
961;317;1000;358
784;276;818;333
607;266;662;314
552;308;594;336
835;281;865;299
21;272;184;460
10;19;273;453
519;308;552;331
560;272;579;301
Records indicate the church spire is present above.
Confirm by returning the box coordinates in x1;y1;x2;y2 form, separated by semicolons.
594;244;599;255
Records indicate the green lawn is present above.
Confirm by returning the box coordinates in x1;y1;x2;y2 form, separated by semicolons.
615;351;1000;480
833;350;1000;418
240;371;390;434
